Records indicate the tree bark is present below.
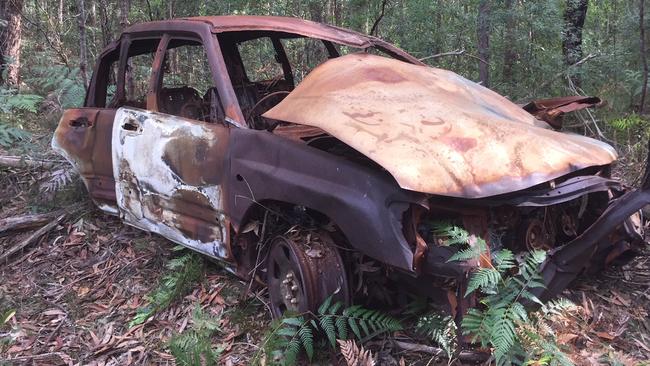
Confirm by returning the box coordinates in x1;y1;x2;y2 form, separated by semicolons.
58;0;64;27
562;0;589;87
119;0;133;100
97;0;111;47
502;0;516;85
77;0;89;88
0;0;24;87
477;0;490;87
640;0;648;114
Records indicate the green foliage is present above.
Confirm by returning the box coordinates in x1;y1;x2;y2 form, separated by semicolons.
0;309;15;327
608;113;650;132
257;296;402;365
436;224;573;366
26;65;85;109
130;250;204;327
169;306;222;366
415;312;457;361
0;88;43;114
0;123;30;148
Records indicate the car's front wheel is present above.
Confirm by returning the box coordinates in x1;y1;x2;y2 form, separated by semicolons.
266;230;349;318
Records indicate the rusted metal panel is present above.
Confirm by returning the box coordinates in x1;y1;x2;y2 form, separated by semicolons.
187;15;371;47
226;127;423;271
522;96;602;129
112;108;231;260
264;53;617;198
51;108;118;214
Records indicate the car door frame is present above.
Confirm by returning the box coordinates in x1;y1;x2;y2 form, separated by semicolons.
111;26;242;263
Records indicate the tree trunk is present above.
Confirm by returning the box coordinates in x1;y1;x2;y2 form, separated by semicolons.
502;0;516;85
58;0;64;26
562;0;589;87
119;0;133;100
97;0;111;47
77;0;88;88
640;0;648;114
477;0;490;87
0;0;24;87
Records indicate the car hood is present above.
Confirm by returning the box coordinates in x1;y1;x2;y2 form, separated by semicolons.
263;53;617;198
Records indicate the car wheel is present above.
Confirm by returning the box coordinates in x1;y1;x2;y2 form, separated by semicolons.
266;230;349;318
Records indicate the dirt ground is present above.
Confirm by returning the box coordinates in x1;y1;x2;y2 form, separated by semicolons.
1;147;649;365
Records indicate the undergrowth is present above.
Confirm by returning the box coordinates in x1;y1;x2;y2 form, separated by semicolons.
255;296;401;365
435;224;575;366
130;248;204;327
169;306;223;366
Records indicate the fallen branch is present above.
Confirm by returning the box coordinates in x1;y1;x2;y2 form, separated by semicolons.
0;155;64;169
419;48;490;65
0;213;66;263
4;352;73;365
0;209;66;234
392;340;489;362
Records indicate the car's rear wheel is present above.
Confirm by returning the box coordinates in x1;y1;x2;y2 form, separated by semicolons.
266;230;349;318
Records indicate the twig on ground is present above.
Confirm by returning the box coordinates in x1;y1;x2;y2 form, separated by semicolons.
0;214;66;263
0;209;66;234
392;340;489;362
0;155;64;169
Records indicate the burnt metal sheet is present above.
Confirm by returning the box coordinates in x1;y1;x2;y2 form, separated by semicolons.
522;96;602;129
264;53;617;198
227;127;423;271
112;108;231;260
51;108;118;214
535;144;650;301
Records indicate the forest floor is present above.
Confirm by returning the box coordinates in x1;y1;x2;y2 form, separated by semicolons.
0;133;649;366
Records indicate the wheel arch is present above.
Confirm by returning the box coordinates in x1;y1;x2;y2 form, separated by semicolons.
226;128;419;272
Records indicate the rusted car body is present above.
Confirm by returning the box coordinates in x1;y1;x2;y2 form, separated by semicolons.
52;16;649;318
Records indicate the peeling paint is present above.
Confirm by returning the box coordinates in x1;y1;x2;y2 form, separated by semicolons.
112;108;230;260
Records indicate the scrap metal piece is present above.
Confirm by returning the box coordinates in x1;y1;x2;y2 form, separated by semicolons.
264;53;617;198
535;144;650;302
522;96;602;129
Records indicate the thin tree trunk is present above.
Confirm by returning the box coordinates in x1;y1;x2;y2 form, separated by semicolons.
562;0;589;87
77;0;88;88
502;0;515;85
119;0;133;100
97;0;111;47
477;0;491;87
0;0;24;87
640;0;648;114
58;0;64;26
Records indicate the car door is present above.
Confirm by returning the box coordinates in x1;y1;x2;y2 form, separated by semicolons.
112;34;232;261
52;44;122;213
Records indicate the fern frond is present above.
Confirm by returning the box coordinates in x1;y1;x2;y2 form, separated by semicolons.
465;267;501;296
337;339;376;366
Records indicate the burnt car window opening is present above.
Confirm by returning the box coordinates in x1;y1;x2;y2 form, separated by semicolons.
122;38;160;109
281;37;330;83
159;38;222;122
238;37;285;84
90;48;119;108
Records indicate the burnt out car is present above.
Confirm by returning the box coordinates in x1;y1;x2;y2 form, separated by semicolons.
52;16;649;318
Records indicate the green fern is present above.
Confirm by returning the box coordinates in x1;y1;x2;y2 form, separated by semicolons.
0;123;30;147
415;312;457;360
26;65;85;109
258;297;402;365
0;88;43;114
169;306;222;366
130;250;204;327
435;223;574;366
